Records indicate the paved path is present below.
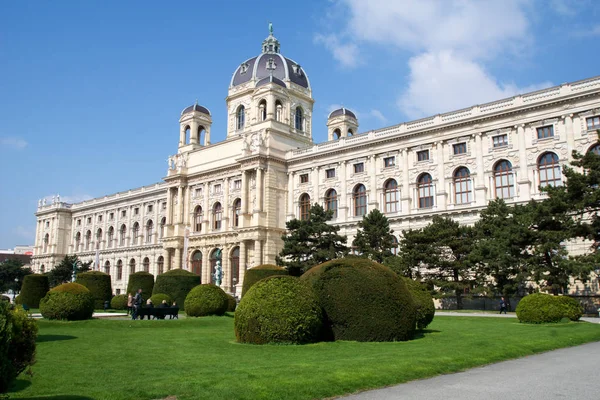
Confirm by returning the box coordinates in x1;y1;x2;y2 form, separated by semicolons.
340;341;600;400
435;311;600;324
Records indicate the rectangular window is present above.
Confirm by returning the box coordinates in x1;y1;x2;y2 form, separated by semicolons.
587;116;600;130
234;179;242;190
195;188;202;197
214;184;222;193
77;219;81;226
537;125;554;139
300;174;309;183
162;202;167;210
353;163;364;173
121;210;126;217
492;134;508;148
417;150;429;161
325;168;335;179
98;215;102;222
87;217;91;224
134;208;139;215
148;205;153;213
384;156;395;167
453;143;467;155
45;221;50;228
109;213;114;220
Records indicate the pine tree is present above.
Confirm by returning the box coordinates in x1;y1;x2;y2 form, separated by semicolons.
277;204;348;276
48;255;92;287
352;209;396;263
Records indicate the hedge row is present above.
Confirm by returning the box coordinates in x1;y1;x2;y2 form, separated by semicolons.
76;271;112;309
152;269;200;311
18;274;49;309
401;277;435;330
516;293;583;323
110;294;128;310
127;272;155;302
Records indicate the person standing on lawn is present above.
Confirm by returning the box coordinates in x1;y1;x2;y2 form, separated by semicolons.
131;288;143;320
127;293;133;315
500;297;507;314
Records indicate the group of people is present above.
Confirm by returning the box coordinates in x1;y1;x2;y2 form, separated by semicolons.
127;289;177;320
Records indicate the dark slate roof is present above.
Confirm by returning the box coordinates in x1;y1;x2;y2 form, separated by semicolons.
256;76;287;88
0;253;32;265
328;107;357;119
230;53;310;89
181;104;211;116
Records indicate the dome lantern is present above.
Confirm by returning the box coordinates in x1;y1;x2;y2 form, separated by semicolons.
262;22;280;54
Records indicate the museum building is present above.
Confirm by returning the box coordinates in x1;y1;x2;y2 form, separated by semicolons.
32;29;600;296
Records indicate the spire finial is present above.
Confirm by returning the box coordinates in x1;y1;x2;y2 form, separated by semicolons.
269;22;273;35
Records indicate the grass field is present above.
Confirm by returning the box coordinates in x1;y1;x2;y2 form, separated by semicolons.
8;315;600;400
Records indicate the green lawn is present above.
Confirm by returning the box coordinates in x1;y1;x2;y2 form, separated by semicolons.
8;315;600;400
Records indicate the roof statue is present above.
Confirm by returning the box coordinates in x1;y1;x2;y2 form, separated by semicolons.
269;22;273;35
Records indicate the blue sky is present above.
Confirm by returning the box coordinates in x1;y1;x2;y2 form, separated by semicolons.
1;0;599;249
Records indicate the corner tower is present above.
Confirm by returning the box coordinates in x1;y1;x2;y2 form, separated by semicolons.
327;107;359;141
178;103;212;153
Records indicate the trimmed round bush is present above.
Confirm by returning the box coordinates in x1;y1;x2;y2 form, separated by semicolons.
241;264;288;297
401;277;435;330
185;284;229;317
235;276;323;344
150;293;172;307
516;293;565;323
127;272;155;302
555;296;583;321
153;269;200;311
76;271;112;309
110;294;128;310
226;293;237;312
14;295;22;305
39;282;94;321
301;257;417;342
19;274;49;309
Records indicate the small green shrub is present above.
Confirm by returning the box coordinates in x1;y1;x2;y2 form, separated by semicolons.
241;264;288;297
555;296;583;321
18;274;49;308
127;272;155;302
235;276;323;344
76;271;112;309
0;302;38;393
226;294;237;312
185;285;229;317
153;269;200;311
110;294;128;310
401;277;435;330
150;293;172;307
39;282;94;321
301;257;417;342
516;293;565;323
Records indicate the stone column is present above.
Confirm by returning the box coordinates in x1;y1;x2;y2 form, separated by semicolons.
179;126;186;147
401;148;411;213
190;121;198;144
183;186;190;226
340;161;348;221
564;114;575;157
287;171;295;220
203;182;210;232
201;248;210;284
177;186;183;224
238;241;247;295
267;94;275;119
369;155;378;209
474;133;487;206
256;168;263;212
312;166;320;203
254;239;262;266
166;188;173;226
517;125;531;200
241;171;248;227
436;141;447;210
165;249;172;271
223;177;230;230
175;247;182;270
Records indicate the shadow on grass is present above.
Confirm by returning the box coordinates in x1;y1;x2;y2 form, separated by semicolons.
18;396;95;400
36;334;77;343
9;379;31;392
413;329;441;340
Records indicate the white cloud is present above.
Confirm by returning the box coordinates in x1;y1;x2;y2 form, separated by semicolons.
369;109;387;124
398;51;552;119
0;137;28;150
571;24;600;37
314;34;360;68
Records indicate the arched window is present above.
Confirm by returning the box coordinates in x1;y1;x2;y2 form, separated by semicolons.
146;220;153;243
40;265;45;274
159;217;166;239
116;260;123;280
295;107;303;131
299;193;311;221
454;167;472;204
417;173;434;208
104;261;110;275
390;236;399;256
96;228;102;250
588;143;600;155
194;206;203;232
43;233;49;253
185;125;191;144
143;257;150;273
353;184;367;217
157;256;164;275
538;152;561;188
132;223;139;245
259;99;267;121
348;129;354;137
275;100;283;122
213;202;222;230
236;106;245;130
230;247;240;292
191;251;202;277
85;230;91;250
75;232;81;252
384;179;399;213
129;258;136;275
119;224;126;246
107;227;114;248
494;160;515;199
325;189;338;218
333;129;341;140
233;199;241;227
197;126;205;144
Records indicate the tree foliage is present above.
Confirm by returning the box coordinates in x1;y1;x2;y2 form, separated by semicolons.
0;259;32;294
352;209;396;263
47;255;91;288
277;204;348;276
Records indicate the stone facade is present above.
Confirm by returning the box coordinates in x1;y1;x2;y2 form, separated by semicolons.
32;29;600;297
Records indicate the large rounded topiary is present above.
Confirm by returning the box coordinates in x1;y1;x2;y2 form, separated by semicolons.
226;293;237;312
153;269;200;311
150;293;172;307
184;284;229;317
401;277;435;330
241;264;288;297
110;294;128;310
301;257;417;342
555;296;583;321
235;276;323;344
39;282;94;321
127;272;155;302
516;293;565;323
18;274;49;308
76;271;112;309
